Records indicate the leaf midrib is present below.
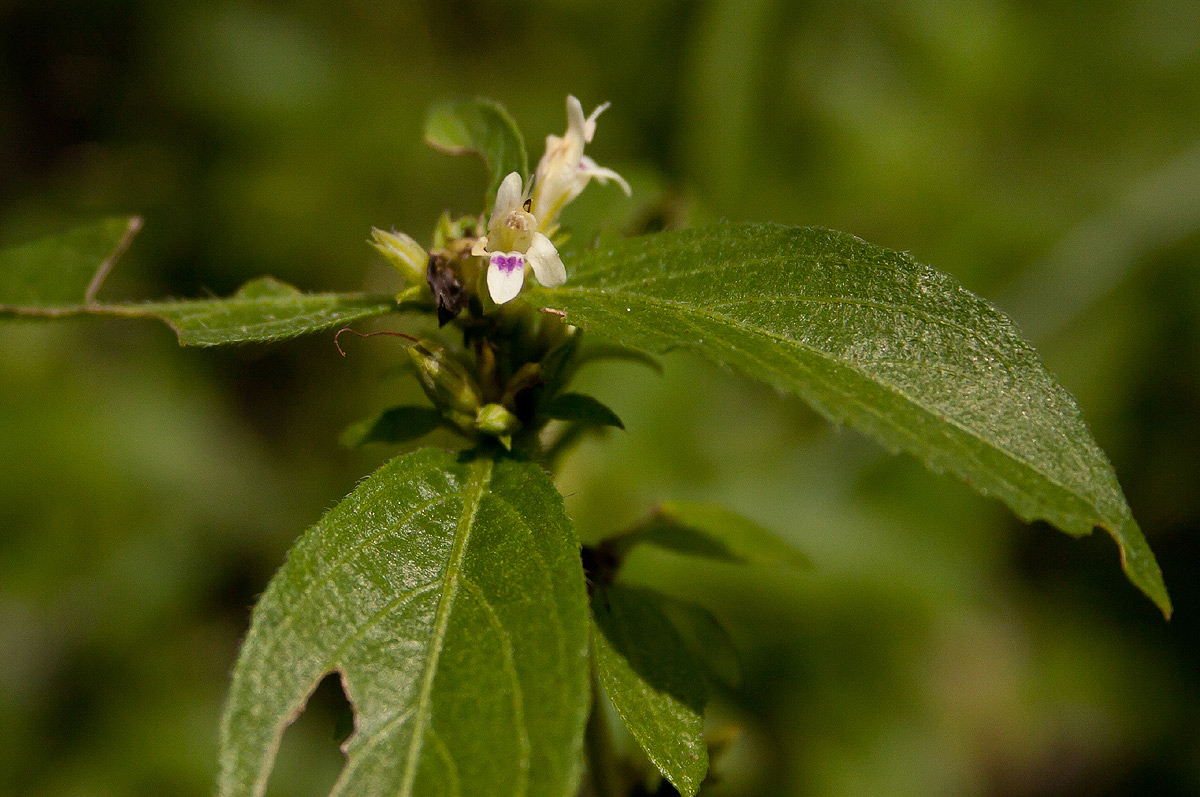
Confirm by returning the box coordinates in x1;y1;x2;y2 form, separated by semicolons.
399;455;495;797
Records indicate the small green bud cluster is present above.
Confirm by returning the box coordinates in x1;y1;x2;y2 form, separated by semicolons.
399;315;579;451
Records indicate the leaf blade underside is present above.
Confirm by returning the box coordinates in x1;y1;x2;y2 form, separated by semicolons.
117;289;398;346
612;500;810;571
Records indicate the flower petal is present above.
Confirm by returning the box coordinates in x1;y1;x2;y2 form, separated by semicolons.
582;101;609;143
489;172;525;229
526;233;566;287
486;252;527;304
565;95;587;143
579;156;631;196
471;236;490;258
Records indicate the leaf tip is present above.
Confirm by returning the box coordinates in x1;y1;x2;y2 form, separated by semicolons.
1101;519;1172;620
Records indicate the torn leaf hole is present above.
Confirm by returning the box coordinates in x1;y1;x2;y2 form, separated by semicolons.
266;670;355;795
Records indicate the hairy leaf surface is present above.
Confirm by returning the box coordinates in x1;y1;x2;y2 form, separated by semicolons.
123;278;397;346
529;223;1170;616
592;585;708;796
218;449;590;796
425;98;529;212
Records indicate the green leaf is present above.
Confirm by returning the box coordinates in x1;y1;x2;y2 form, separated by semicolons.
0;216;141;310
8;282;397;347
575;341;664;375
424;98;529;212
592;585;708;796
541;393;625;430
610;500;810;570
649;593;742;690
115;284;398;346
218;449;590;796
227;275;304;299
528;223;1171;617
0;221;401;346
340;406;444;448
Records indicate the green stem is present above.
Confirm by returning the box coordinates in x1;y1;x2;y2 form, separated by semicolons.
585;665;621;797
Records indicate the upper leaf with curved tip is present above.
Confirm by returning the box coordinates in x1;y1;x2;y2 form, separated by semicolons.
425;98;529;212
528;223;1170;617
218;449;591;797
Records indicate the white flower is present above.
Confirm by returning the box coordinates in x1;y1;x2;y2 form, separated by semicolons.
471;95;629;305
530;95;631;233
471;171;566;304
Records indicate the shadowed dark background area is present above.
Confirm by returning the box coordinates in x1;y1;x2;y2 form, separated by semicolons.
2;1;1199;794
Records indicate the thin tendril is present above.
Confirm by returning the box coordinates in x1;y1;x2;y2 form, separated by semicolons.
334;327;418;357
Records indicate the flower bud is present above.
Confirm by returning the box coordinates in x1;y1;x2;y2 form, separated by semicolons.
475;403;521;437
407;344;481;417
372;228;428;286
432;212;480;250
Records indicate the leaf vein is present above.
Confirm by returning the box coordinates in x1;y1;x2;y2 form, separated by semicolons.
398;457;494;797
487;493;570;713
427;727;462;797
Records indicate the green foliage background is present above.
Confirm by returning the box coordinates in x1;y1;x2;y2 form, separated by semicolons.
2;1;1198;794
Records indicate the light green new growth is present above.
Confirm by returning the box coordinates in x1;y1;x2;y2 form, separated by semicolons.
424;98;529;213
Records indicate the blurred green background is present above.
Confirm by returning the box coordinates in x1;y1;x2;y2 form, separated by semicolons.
2;1;1199;794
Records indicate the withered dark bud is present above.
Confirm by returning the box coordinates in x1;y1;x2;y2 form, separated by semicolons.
426;251;467;326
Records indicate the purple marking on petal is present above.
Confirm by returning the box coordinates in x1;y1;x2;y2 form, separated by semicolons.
491;253;524;273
